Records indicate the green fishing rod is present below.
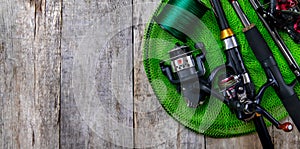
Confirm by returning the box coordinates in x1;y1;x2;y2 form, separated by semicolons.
229;0;300;132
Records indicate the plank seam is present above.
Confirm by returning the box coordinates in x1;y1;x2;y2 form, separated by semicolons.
58;0;63;148
132;0;136;148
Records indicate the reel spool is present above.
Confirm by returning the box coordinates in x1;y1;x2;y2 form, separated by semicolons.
155;0;209;42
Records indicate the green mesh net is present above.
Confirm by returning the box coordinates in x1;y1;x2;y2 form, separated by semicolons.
142;0;300;138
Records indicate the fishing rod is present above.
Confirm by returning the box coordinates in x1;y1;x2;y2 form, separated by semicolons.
209;0;257;121
249;0;300;81
210;0;272;147
159;42;293;136
155;0;293;139
229;0;300;132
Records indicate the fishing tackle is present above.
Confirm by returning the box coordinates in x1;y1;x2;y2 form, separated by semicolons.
249;0;300;81
160;43;207;107
229;0;300;135
157;0;293;126
211;0;291;148
160;41;293;148
155;0;298;148
263;0;300;43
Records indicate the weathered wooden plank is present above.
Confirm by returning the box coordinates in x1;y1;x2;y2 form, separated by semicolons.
1;0;299;148
0;0;61;148
206;134;263;149
60;0;133;148
133;1;206;148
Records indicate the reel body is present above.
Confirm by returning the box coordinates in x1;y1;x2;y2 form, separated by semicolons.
264;0;300;42
160;43;207;107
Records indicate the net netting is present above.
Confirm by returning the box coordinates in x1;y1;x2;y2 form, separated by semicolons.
142;0;300;137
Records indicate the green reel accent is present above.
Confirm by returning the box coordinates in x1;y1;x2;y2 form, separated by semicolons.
143;0;300;138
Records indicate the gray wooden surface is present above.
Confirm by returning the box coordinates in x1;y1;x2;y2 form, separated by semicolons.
0;0;300;148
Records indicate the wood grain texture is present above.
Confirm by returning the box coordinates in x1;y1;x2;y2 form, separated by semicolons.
0;0;300;148
60;0;133;148
133;1;206;148
133;0;177;148
206;134;264;149
0;0;61;148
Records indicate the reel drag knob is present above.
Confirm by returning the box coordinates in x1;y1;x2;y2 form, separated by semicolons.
279;122;293;132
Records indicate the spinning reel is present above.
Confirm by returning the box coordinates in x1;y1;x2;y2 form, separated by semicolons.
155;0;300;147
160;42;294;131
160;43;207;108
259;0;300;43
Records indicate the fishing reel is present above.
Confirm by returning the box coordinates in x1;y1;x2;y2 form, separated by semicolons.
160;43;252;119
160;43;207;108
160;43;255;120
217;73;256;121
160;42;294;130
263;0;300;43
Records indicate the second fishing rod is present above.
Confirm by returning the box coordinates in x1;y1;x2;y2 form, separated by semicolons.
228;0;300;131
249;0;300;81
210;0;273;148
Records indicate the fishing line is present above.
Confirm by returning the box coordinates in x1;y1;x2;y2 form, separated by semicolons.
155;0;209;42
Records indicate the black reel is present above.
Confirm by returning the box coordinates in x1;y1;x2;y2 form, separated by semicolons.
264;0;300;43
160;42;255;121
160;43;207;108
217;73;255;121
160;42;294;131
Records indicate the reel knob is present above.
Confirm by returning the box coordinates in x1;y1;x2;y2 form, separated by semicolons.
279;122;293;132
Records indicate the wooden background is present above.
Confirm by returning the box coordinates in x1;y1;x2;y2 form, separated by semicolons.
1;0;300;148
